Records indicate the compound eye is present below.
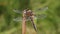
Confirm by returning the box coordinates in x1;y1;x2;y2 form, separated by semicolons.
28;10;31;12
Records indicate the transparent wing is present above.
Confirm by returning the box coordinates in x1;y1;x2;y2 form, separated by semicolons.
34;14;47;20
12;7;48;22
13;17;32;22
12;14;47;22
13;14;47;22
38;6;48;11
13;17;22;22
33;6;48;19
13;9;22;14
34;6;48;14
13;9;22;22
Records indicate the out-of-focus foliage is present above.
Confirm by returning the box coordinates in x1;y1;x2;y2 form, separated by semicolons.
0;0;60;34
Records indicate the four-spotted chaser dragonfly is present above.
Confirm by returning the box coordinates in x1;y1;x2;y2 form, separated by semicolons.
13;6;48;31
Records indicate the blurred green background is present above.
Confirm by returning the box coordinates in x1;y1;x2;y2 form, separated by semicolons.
0;0;60;34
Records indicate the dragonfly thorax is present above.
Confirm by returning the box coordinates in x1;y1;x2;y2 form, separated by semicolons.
25;10;33;17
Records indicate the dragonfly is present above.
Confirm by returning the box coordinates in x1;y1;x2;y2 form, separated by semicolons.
13;6;48;31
